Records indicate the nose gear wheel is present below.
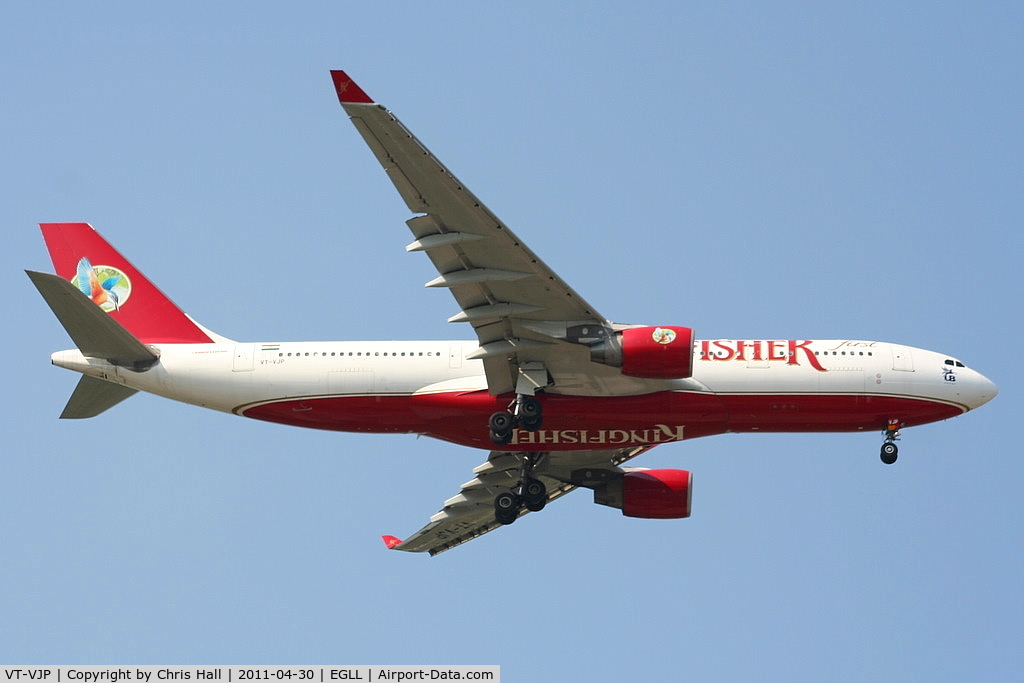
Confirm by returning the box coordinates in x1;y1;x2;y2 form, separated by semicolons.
880;419;901;464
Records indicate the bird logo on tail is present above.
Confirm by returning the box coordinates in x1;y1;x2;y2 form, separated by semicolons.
73;257;131;312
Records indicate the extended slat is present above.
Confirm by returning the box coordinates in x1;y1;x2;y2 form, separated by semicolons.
406;231;486;252
425;268;532;288
447;302;543;323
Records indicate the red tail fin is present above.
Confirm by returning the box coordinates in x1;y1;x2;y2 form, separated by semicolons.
40;223;214;344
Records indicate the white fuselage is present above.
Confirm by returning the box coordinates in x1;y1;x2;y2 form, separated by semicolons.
50;338;997;452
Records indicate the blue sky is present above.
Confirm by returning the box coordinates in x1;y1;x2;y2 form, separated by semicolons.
3;2;1021;679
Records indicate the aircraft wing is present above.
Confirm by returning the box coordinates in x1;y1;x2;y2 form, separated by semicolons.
332;71;619;396
384;446;653;555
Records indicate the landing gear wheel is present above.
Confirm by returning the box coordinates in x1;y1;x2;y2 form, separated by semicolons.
489;411;513;433
489;411;514;445
520;415;543;432
495;507;518;525
486;394;545;443
519;396;542;422
522;478;547;512
880;442;898;465
494;491;520;525
513;395;544;431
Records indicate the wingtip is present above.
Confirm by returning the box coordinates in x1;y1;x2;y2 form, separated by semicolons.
331;70;374;104
381;535;404;550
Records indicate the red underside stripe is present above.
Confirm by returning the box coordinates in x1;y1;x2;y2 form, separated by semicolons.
239;391;962;452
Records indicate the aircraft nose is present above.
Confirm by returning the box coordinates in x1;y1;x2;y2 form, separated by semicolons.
966;371;998;410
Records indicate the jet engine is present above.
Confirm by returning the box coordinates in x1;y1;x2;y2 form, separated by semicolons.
593;468;693;519
587;325;695;379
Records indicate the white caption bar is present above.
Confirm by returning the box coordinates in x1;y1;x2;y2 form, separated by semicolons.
1;668;499;683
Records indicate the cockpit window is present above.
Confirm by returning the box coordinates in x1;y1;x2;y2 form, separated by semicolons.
945;359;966;368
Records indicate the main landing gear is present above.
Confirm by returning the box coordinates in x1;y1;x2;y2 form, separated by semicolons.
493;454;548;525
880;418;901;465
489;394;543;446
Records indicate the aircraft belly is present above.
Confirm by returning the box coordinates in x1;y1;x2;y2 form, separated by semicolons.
240;390;730;450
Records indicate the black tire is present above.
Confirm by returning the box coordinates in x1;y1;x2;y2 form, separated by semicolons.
495;491;518;511
489;411;513;433
495;508;518;525
494;491;520;525
490;429;512;446
880;442;898;465
520;396;542;420
523;478;546;498
521;415;543;432
523;478;547;512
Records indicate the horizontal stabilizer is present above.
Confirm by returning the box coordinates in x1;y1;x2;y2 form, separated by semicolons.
61;375;138;419
26;270;158;369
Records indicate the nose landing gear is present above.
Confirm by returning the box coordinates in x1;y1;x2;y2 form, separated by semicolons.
880;418;901;464
489;394;543;445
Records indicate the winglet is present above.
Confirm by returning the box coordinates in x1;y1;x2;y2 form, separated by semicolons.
331;70;374;104
381;535;404;550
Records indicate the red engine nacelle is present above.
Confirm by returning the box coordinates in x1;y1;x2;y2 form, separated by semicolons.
619;326;695;379
622;469;693;518
593;468;693;519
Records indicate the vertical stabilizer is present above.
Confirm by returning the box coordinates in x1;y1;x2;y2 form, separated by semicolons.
40;223;215;344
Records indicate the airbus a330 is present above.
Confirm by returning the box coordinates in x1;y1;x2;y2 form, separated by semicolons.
28;71;998;554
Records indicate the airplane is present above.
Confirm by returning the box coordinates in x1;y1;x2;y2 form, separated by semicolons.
27;70;998;555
